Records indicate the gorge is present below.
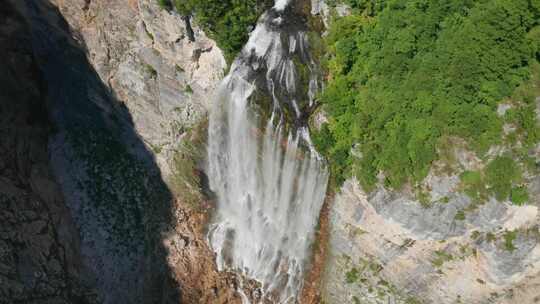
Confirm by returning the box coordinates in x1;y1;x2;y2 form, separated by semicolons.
2;0;540;304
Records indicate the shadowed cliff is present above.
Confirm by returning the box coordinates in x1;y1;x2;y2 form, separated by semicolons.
1;0;181;303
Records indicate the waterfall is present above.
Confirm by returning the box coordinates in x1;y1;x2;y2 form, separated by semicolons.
207;1;329;302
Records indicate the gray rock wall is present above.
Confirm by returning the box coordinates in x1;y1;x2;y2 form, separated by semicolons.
51;0;226;179
320;102;540;304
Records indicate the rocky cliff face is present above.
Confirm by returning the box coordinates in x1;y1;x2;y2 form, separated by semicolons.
317;83;540;304
5;0;538;303
3;0;245;303
50;0;226;178
310;2;540;304
0;1;94;302
324;174;540;304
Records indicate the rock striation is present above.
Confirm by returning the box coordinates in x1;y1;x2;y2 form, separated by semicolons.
322;143;540;304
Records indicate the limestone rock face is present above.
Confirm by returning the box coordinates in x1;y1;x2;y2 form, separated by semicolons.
51;0;226;177
319;112;540;304
323;178;540;304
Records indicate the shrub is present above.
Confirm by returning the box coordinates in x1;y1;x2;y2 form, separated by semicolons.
157;0;171;10
510;186;529;205
431;250;453;267
454;210;465;221
503;230;517;252
345;267;359;283
144;64;157;78
485;156;522;201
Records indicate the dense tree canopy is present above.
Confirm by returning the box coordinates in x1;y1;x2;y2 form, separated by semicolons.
313;0;540;195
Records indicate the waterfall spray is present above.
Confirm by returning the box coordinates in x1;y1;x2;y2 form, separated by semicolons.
207;1;328;302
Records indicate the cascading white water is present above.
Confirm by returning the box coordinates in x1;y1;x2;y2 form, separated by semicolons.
207;1;328;302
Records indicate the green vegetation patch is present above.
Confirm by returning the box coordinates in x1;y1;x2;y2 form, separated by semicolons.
485;156;522;201
158;0;272;63
345;267;360;283
460;171;488;203
458;156;528;205
144;63;157;78
454;210;465;221
503;230;518;252
511;186;529;206
170;119;207;209
314;0;540;190
431;250;454;268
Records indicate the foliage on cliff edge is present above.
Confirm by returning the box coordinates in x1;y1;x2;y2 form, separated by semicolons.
313;0;540;200
159;0;272;62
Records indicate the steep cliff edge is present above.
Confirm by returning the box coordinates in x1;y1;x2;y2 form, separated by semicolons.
3;0;244;303
50;0;226;179
324;168;540;304
315;2;540;304
6;0;538;303
0;1;94;302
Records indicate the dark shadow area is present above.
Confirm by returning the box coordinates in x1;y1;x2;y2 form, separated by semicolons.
0;1;91;302
2;0;181;303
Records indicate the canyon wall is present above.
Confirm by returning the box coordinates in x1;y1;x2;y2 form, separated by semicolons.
3;0;242;303
315;3;540;304
4;0;539;303
0;1;95;302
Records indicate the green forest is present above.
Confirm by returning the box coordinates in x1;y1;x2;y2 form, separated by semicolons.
157;0;540;204
313;0;540;204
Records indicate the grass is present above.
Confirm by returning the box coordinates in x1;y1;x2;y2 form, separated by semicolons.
345;267;359;283
510;186;529;205
458;156;529;206
460;171;488;203
485;156;522;201
503;230;518;252
431;250;454;268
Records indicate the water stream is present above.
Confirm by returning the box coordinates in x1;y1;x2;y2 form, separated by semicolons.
207;1;329;302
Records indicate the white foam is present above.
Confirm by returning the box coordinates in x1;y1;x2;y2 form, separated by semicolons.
273;0;291;11
206;3;327;302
